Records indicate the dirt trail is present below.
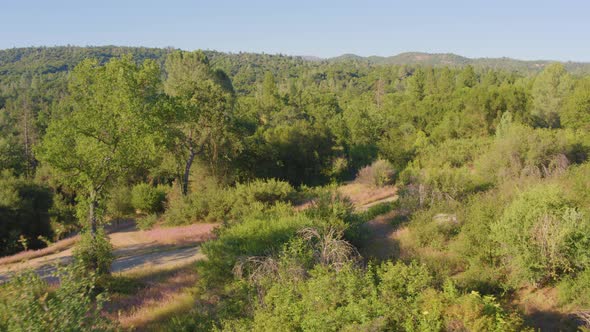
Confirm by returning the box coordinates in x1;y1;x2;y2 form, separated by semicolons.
336;182;402;260
338;182;397;208
360;210;403;260
111;246;204;275
0;223;217;282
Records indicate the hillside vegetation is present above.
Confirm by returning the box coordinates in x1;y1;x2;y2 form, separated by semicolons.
1;46;590;331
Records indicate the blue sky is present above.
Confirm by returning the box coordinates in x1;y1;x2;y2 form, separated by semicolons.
1;0;589;61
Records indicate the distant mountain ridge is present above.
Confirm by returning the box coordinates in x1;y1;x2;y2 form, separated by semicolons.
2;46;590;75
325;51;590;73
328;52;476;64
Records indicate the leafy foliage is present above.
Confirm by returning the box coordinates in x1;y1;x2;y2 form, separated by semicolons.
0;171;52;256
73;229;114;276
0;264;115;331
492;185;590;285
131;183;167;214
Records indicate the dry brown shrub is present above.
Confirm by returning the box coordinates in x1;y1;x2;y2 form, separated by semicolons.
356;159;396;187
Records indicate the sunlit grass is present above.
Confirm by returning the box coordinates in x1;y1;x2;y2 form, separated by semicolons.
106;261;199;331
124;290;196;331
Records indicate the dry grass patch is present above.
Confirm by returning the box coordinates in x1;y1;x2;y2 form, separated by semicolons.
110;223;218;249
0;236;79;266
512;286;582;331
107;263;199;331
338;182;397;208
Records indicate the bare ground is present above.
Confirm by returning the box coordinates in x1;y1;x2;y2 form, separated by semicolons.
338;182;397;208
0;223;217;282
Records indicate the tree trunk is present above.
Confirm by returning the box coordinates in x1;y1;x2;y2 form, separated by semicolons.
89;190;98;237
22;100;35;177
182;149;197;196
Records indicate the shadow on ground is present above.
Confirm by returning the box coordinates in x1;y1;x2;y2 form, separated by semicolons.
524;310;584;331
359;210;408;261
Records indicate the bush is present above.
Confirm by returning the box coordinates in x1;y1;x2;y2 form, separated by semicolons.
73;229;114;276
476;124;578;184
356;159;396;187
164;182;233;225
198;208;314;286
233;260;524;332
557;268;590;307
407;202;462;250
452;191;505;265
234;178;295;205
164;178;294;226
443;288;525;331
358;201;395;223
106;184;134;220
492;184;590;286
450;191;507;292
131;183;167;214
0;264;114;331
137;213;158;230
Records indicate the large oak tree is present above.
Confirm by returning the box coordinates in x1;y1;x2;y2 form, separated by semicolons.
37;56;162;236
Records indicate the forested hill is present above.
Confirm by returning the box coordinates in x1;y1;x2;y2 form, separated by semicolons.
329;51;590;73
3;46;590;85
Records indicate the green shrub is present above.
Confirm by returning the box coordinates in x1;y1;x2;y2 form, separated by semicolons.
453;265;506;295
234;178;295;205
421;164;487;201
163;182;233;225
476;124;577;184
164;310;216;332
106;184;134;220
235;260;524;332
492;184;590;285
359;201;395;222
408;203;461;250
131;183;167;214
73;229;113;276
137;213;158;230
198;209;314;286
0;264;114;331
416;138;489;169
557;268;590;307
443;289;525;332
449;192;507;293
305;188;356;225
452;191;505;265
164;178;294;225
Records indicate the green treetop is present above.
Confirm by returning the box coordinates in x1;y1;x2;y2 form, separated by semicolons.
37;56;162;235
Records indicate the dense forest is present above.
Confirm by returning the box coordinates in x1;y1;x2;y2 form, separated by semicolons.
1;46;590;331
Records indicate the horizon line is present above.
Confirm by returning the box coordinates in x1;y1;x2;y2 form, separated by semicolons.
1;44;588;64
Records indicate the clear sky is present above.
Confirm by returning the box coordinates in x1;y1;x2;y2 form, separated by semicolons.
1;0;589;61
